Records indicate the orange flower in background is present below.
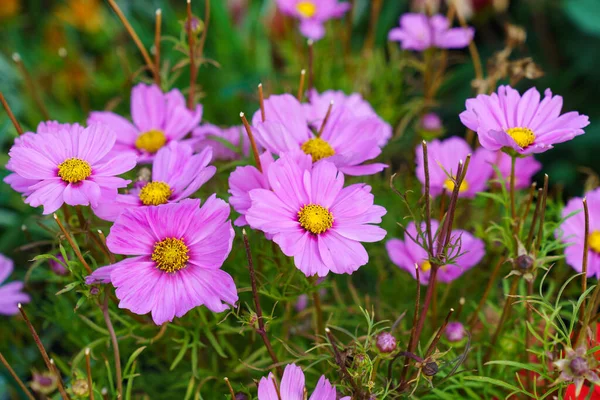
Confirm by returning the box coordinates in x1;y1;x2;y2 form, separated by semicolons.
0;0;19;19
55;0;105;33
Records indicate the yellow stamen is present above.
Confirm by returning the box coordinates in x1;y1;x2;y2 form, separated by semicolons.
57;158;92;183
420;261;432;272
444;178;469;193
152;237;189;273
301;137;335;163
135;129;167;153
589;231;600;253
298;204;334;234
507;127;535;148
138;181;172;206
296;1;317;18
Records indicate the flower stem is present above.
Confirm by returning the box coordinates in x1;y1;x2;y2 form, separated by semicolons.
240;113;262;173
53;214;92;274
485;276;519;362
297;69;306;101
186;0;197;110
468;256;506;329
0;91;24;135
85;348;95;400
312;282;324;338
0;352;36;400
102;293;123;399
154;9;162;87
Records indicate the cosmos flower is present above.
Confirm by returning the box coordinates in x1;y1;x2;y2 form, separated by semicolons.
88;83;202;162
275;0;350;41
386;220;485;285
485;151;542;189
188;124;250;161
388;13;474;51
252;94;387;176
557;188;600;278
93;142;215;222
7;123;136;215
4;121;82;196
305;89;392;147
86;198;237;325
258;363;350;400
415;137;493;198
0;254;30;315
459;86;590;155
245;155;386;277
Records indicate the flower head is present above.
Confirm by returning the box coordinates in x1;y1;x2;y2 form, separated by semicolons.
460;86;590;155
252;94;387;176
553;347;600;397
258;363;349;400
7;123;136;214
86;198;237;325
246;154;386;277
188;124;250;161
388;13;474;51
275;0;350;40
93;142;215;221
557;188;600;278
376;332;397;353
0;254;30;315
386;221;485;285
88;83;202;162
416;137;493;198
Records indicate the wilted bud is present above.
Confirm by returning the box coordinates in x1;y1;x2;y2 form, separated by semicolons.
515;254;534;270
186;16;204;35
235;392;249;400
445;322;466;342
422;361;439;376
570;357;589;377
376;332;397;353
71;379;89;397
90;287;100;296
505;23;526;48
30;371;58;395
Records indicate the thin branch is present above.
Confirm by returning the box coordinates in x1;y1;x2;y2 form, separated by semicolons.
0;353;36;400
325;328;362;397
224;378;236;399
86;348;95;400
468;256;506;328
240;113;262;173
317;101;334;137
54;214;92;274
102;293;123;399
297;69;306;101
154;9;162;86
186;0;197;110
258;83;266;122
13;53;50;120
307;40;314;92
0;91;24;135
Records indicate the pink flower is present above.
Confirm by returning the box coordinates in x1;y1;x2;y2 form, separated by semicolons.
459;86;590;155
7;123;136;215
88;83;202;163
486;151;542;190
49;254;68;275
93;142;215;221
4;121;82;196
86;198;237;325
245;155;386;277
386;220;485;285
187;124;250;161
557;188;600;278
415;137;493;198
252;94;387;176
445;321;466;342
388;13;474;51
420;112;442;131
258;364;350;400
305;89;392;147
0;254;30;315
275;0;350;40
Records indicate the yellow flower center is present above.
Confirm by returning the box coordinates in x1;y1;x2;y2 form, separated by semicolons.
298;204;334;234
589;231;600;253
57;158;92;183
138;181;173;206
135;129;167;153
296;1;317;18
151;237;189;273
443;178;469;193
420;260;432;272
301;137;335;163
506;127;535;148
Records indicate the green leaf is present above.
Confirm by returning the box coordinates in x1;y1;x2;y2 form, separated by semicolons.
123;346;146;377
463;376;533;396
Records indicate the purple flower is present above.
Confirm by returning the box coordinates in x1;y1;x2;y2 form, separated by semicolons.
486;151;542;189
88;83;202;162
252;94;387;176
459;86;590;155
416;137;493;198
86;198;237;325
93;142;215;221
386;220;485;285
188;124;250;161
258;363;350;400
246;155;386;277
376;332;397;353
445;322;466;342
0;254;30;315
7;123;136;215
275;0;350;41
49;254;67;275
420;112;442;131
388;13;474;51
558;188;600;278
305;89;392;147
4;121;83;196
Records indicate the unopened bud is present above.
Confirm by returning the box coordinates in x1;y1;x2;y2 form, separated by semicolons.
72;379;89;396
235;393;249;400
516;254;534;270
445;322;466;342
422;361;439;376
376;332;397;353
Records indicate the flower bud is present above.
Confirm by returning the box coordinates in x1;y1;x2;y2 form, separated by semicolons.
71;379;89;396
376;332;397;353
235;393;249;400
516;254;534;270
445;322;466;342
30;371;58;395
570;357;589;377
423;361;439;376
